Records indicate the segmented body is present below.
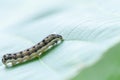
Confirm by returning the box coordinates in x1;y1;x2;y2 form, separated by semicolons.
2;34;63;67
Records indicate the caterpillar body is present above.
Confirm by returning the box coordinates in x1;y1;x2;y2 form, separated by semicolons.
2;34;63;67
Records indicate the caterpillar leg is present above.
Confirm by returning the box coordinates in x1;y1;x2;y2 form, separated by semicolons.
17;58;23;64
23;56;30;62
5;61;13;67
11;60;17;66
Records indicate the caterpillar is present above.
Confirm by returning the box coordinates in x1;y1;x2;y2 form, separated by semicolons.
2;34;63;67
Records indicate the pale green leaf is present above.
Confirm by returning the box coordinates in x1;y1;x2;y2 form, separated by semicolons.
0;0;120;80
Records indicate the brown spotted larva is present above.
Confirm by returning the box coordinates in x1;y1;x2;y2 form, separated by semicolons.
2;34;63;67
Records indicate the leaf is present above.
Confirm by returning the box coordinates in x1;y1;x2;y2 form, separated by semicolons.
72;42;120;80
0;0;120;80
